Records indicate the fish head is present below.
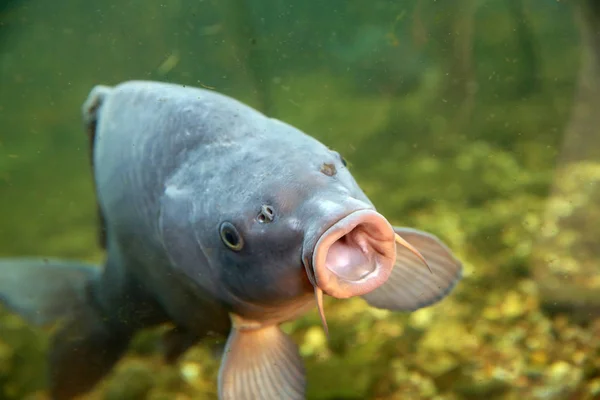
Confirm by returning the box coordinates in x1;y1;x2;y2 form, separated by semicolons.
191;119;398;327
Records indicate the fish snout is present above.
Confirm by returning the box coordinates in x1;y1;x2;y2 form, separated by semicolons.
311;209;396;299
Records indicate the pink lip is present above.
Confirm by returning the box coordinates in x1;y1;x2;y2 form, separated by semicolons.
311;209;396;299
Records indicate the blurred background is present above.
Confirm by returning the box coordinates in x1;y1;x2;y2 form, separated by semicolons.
0;0;599;399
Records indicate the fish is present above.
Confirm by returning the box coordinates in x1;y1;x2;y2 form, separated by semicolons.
0;80;463;400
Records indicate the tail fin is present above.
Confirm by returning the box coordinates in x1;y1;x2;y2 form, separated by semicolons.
0;258;133;400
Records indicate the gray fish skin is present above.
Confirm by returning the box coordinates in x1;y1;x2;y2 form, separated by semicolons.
91;81;369;325
0;80;464;400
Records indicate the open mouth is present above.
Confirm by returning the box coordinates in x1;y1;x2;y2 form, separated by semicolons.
302;209;396;336
312;209;397;298
303;209;433;337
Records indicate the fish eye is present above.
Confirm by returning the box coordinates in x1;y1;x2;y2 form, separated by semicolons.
219;222;244;251
257;205;275;224
331;150;347;167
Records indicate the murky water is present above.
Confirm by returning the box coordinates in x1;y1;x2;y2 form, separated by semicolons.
0;1;598;399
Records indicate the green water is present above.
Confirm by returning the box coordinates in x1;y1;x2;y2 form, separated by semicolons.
0;0;599;399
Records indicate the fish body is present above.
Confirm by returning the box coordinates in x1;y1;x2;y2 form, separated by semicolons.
0;80;463;400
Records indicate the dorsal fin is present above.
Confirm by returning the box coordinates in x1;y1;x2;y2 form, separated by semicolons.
82;85;113;249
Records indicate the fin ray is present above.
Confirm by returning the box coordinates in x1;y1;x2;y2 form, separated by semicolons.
362;227;463;311
218;319;305;400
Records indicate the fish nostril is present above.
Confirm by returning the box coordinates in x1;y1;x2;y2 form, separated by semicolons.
257;205;275;224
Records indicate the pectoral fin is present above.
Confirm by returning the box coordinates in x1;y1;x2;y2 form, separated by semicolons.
362;227;463;311
218;316;305;400
0;258;100;326
0;257;134;399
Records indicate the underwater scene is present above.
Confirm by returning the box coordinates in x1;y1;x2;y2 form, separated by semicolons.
0;0;599;399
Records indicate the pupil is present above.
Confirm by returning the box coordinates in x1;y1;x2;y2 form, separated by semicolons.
226;230;237;245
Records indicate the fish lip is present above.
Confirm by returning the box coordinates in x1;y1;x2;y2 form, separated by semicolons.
308;209;396;299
